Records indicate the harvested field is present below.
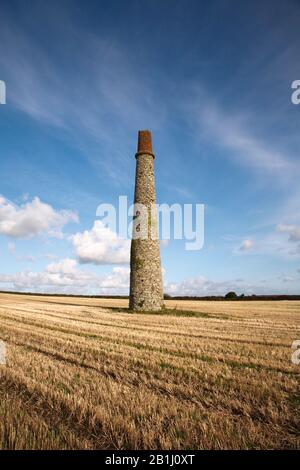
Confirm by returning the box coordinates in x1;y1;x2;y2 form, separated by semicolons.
0;292;299;449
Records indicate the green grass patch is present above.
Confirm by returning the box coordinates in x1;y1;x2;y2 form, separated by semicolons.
107;306;225;319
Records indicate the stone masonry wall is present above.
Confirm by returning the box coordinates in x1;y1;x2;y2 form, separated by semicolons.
129;146;163;311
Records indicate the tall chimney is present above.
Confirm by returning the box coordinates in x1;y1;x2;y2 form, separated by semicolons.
129;130;163;311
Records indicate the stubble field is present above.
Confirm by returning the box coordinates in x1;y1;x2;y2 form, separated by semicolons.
0;292;299;449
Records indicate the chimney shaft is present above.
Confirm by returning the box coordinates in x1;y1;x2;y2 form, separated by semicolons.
129;130;163;311
137;130;153;155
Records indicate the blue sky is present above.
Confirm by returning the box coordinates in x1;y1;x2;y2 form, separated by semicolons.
0;0;300;295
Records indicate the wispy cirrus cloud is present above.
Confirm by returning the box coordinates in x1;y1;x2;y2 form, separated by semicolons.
0;19;168;185
183;82;300;253
185;88;298;179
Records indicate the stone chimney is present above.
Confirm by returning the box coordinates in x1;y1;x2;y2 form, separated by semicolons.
129;130;163;311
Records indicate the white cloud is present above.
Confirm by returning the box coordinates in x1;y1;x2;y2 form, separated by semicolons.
71;220;130;265
46;258;78;275
166;276;244;297
0;259;296;296
0;258;130;295
165;275;293;297
231;226;300;259
0;195;78;238
275;224;300;257
239;239;254;252
99;267;130;289
276;224;300;242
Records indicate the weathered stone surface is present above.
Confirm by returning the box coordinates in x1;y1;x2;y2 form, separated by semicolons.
129;130;163;311
137;129;153;155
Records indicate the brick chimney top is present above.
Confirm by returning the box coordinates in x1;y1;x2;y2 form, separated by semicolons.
136;130;155;158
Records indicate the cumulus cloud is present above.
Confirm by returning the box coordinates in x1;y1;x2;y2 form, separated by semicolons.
71;220;130;265
0;260;296;296
0;258;130;295
46;258;78;275
166;276;245;297
0;195;78;238
275;224;300;257
276;224;300;242
164;275;288;296
231;226;300;258
239;239;254;252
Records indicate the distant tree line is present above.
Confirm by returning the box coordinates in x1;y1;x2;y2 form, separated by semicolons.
164;292;300;301
1;290;299;301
